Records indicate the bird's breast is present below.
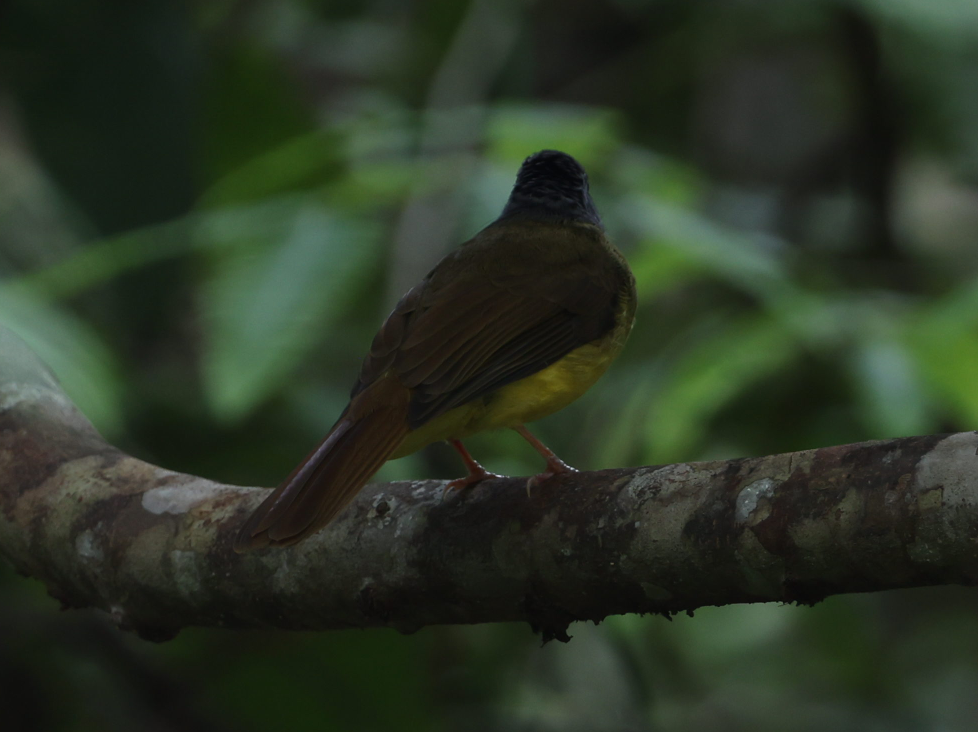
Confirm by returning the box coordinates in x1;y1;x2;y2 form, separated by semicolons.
471;329;624;431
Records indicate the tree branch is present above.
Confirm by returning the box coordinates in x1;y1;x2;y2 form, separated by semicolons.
1;327;977;642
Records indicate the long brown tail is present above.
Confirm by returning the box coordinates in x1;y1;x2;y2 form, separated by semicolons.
234;378;410;550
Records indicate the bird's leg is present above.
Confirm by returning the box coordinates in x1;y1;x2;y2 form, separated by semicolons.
444;439;502;497
514;425;578;496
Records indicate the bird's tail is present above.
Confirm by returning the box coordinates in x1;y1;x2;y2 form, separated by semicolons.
234;378;410;550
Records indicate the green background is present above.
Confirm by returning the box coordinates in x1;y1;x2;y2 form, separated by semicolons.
3;0;978;729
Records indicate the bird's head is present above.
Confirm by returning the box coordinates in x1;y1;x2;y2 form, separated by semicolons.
499;150;601;227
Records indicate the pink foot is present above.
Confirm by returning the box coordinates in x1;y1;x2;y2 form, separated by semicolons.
442;466;504;498
443;439;503;498
525;456;578;496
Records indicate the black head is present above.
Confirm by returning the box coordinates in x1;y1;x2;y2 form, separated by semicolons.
498;150;601;227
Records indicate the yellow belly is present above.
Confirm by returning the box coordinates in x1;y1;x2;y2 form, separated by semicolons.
390;315;631;459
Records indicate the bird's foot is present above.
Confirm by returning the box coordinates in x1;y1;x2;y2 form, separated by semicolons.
513;425;578;496
442;467;503;498
525;456;578;497
443;439;502;498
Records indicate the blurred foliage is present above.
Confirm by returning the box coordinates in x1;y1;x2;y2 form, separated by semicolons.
2;0;978;730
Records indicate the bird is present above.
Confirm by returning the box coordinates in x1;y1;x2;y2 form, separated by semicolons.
234;150;636;550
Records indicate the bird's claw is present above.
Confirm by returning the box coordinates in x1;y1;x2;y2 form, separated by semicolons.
442;470;502;499
525;461;578;497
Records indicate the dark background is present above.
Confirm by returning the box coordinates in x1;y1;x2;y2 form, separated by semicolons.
2;0;978;730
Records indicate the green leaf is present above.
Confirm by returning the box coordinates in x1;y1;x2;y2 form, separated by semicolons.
486;104;621;171
853;0;978;42
200;132;345;208
917;275;978;333
849;336;934;438
199;199;381;422
0;287;122;435
628;242;702;301
908;329;978;429
613;146;704;207
645;315;799;463
10;216;198;301
911;327;978;426
13;193;387;302
588;366;662;469
906;277;978;427
621;197;841;346
620;197;794;303
202;43;316;184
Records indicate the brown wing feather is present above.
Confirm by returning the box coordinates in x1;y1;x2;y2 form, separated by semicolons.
359;238;624;429
234;377;410;550
398;296;548;388
408;312;586;423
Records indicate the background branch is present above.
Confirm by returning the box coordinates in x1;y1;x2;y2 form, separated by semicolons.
1;327;977;642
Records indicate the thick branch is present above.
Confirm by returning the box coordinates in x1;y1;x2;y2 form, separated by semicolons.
1;327;977;641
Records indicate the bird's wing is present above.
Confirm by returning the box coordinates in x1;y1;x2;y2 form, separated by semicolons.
352;249;623;428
